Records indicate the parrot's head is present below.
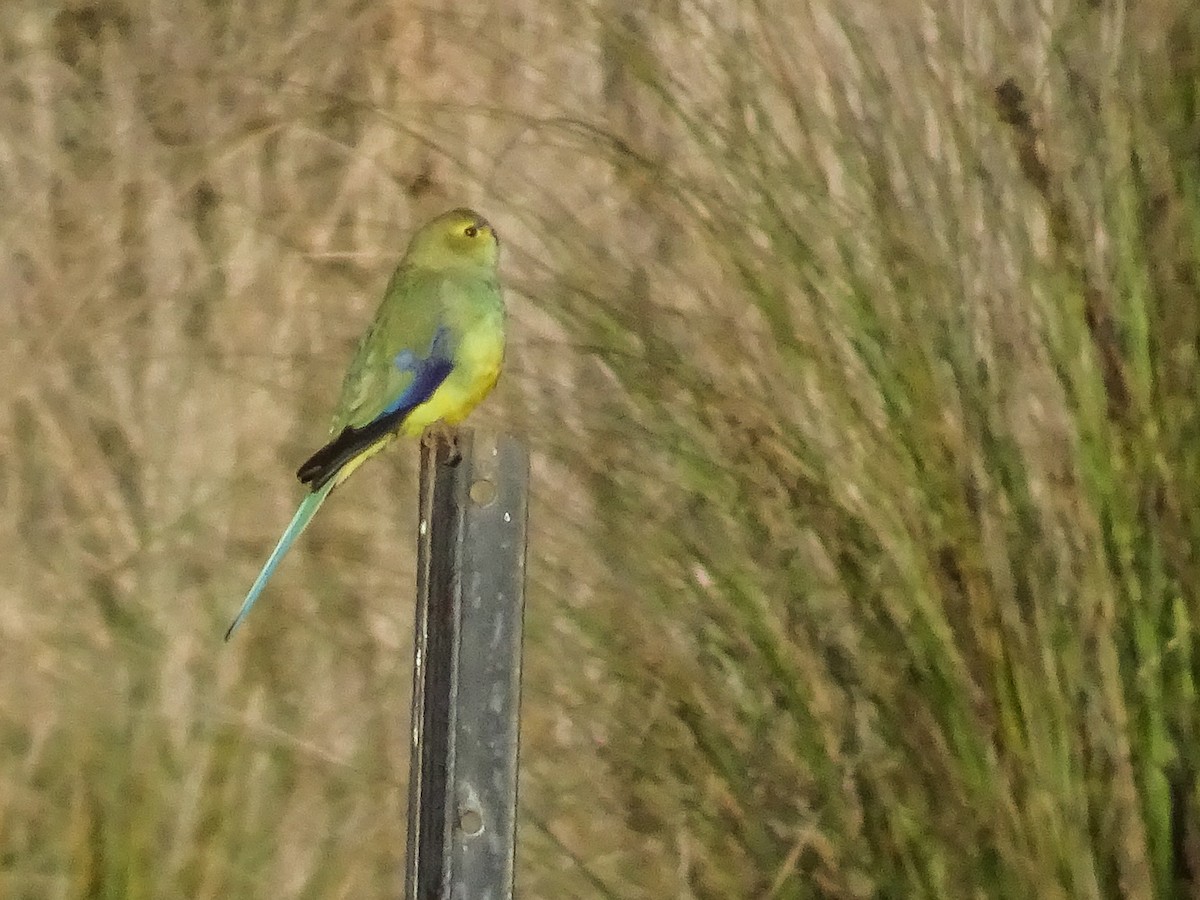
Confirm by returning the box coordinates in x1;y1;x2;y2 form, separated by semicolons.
407;207;499;272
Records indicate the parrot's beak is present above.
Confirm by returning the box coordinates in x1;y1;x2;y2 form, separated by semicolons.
476;217;498;245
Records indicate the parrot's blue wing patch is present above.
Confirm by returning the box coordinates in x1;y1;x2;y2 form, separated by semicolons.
381;328;453;417
378;356;453;417
296;327;453;490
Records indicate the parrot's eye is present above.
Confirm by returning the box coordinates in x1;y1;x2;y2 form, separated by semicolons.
464;225;478;238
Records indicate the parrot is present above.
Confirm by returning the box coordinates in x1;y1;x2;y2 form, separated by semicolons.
224;207;505;640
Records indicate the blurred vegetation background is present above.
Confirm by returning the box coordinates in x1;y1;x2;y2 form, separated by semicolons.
3;0;1200;897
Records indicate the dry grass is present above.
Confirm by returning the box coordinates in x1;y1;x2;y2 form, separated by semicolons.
3;0;1200;897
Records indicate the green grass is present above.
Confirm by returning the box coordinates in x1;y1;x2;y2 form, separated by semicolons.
2;0;1199;897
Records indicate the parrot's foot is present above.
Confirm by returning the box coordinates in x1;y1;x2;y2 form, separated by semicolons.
423;422;462;466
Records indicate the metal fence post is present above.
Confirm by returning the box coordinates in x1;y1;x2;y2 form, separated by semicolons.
405;428;529;900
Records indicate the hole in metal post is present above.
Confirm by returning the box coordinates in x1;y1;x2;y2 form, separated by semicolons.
469;479;496;506
458;806;484;836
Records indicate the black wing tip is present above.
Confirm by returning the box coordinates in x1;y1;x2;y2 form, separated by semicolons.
295;416;398;492
296;426;354;487
295;459;322;486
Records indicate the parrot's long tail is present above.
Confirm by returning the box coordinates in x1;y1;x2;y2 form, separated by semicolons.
224;478;336;641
